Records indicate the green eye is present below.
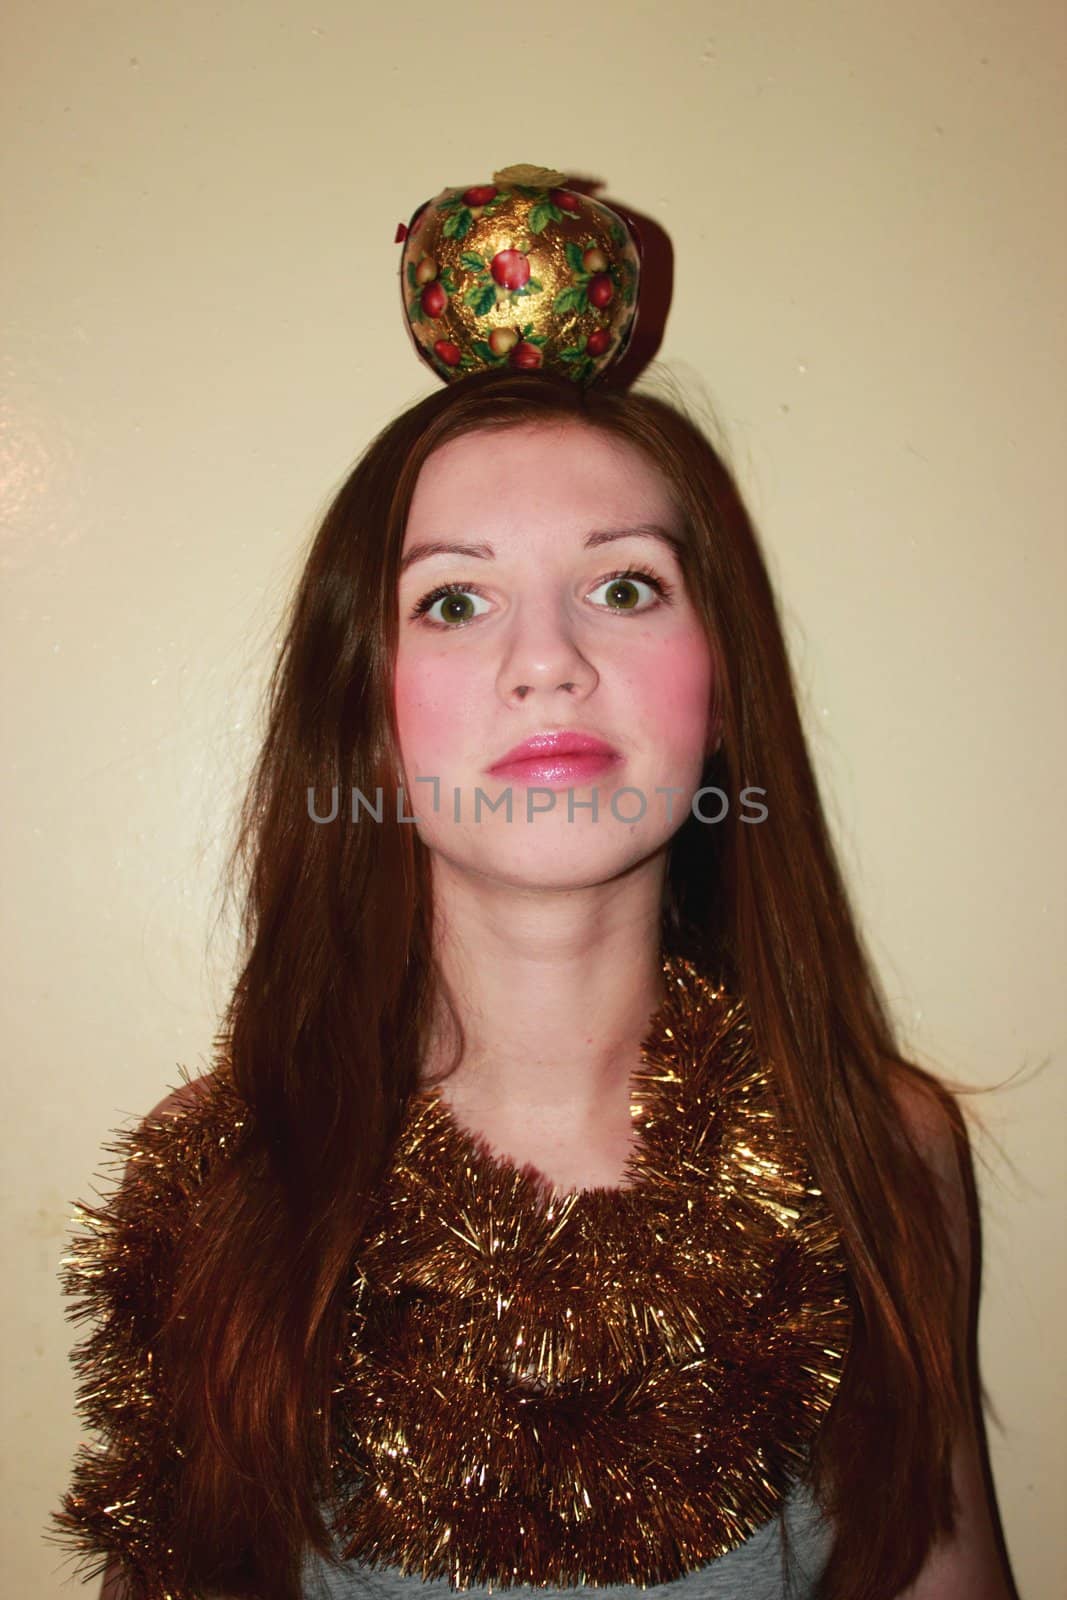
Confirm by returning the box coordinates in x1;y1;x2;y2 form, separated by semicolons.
587;567;671;612
410;584;492;628
590;576;646;610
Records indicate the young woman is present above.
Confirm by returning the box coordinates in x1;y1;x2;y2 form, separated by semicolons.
53;365;1016;1600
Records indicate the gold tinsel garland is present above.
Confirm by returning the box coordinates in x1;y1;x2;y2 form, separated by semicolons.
49;954;854;1597
48;1061;252;1599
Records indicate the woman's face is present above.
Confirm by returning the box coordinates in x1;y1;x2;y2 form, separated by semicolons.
393;420;719;891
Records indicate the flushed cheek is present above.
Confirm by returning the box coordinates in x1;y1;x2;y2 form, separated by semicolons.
393;653;484;775
630;633;716;757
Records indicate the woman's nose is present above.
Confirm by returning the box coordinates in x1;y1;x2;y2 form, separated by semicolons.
494;599;598;702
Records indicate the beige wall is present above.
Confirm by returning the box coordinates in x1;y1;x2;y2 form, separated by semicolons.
5;2;1063;1595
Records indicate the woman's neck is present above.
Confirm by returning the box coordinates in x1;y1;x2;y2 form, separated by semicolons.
418;912;668;1127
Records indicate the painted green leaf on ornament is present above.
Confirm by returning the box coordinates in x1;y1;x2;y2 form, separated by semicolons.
564;242;585;273
526;333;547;347
610;220;626;247
407;295;424;324
464;284;498;316
406;263;417;290
440;268;458;292
552;286;587;315
513;185;544;199
459;252;486;272
472;340;496;361
560;347;582;361
529;202;563;233
443;209;473;240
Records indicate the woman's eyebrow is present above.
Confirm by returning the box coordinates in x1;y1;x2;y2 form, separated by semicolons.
399;523;685;576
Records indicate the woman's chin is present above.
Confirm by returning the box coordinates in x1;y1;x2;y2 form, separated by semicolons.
424;829;670;891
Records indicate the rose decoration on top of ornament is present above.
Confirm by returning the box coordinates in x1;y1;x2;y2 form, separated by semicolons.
396;164;642;386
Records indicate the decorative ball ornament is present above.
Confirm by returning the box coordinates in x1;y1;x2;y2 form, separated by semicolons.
396;163;642;386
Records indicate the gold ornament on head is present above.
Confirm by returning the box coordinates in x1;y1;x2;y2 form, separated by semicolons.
396;162;643;386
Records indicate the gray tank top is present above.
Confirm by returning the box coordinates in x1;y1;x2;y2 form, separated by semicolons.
298;1473;833;1600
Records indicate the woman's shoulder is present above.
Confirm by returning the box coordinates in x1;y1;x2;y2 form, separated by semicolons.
101;1062;251;1215
141;1057;246;1131
883;1056;975;1312
59;1066;250;1331
144;1071;219;1124
885;1057;969;1193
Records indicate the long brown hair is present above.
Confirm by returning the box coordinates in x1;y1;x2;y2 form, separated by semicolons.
167;369;982;1599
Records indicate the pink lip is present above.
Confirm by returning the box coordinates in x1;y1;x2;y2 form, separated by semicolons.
486;730;622;785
